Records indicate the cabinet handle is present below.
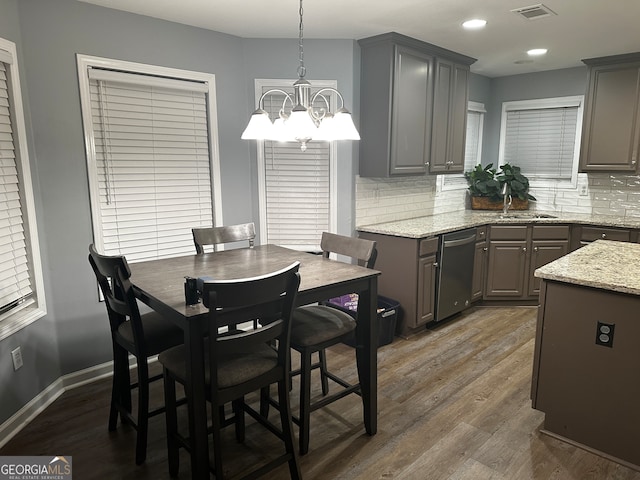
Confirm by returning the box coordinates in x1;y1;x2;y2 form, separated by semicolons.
425;162;430;166
433;262;439;269
483;247;488;252
533;246;539;252
522;247;527;252
601;233;607;239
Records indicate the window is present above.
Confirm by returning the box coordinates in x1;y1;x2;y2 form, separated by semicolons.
78;55;222;262
438;101;485;190
498;96;583;187
255;79;337;251
0;38;46;339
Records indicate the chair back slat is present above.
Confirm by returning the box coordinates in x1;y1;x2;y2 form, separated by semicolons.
192;222;256;254
320;232;377;268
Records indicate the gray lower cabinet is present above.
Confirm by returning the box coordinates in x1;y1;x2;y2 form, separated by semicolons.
580;53;640;172
358;32;475;177
570;224;636;250
358;231;438;337
485;225;569;301
472;226;487;302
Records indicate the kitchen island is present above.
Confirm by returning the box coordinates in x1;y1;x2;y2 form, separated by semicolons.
531;240;640;470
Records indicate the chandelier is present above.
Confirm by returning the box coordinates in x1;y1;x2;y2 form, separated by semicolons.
241;0;360;151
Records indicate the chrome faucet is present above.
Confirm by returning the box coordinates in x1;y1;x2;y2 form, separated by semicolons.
502;183;512;215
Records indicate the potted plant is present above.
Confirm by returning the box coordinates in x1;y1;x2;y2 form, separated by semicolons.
465;163;535;210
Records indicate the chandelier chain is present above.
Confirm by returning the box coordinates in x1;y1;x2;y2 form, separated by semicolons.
297;0;306;78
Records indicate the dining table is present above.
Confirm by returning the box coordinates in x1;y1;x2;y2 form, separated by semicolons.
129;244;381;478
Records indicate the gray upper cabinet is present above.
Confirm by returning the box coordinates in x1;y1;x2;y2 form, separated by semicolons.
430;59;470;173
358;32;476;177
580;53;640;172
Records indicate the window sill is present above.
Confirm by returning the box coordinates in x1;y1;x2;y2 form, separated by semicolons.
0;304;47;341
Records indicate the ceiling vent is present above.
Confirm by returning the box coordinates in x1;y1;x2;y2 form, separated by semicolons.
511;4;557;20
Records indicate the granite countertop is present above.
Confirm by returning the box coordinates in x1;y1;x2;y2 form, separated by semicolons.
356;210;640;239
534;240;640;295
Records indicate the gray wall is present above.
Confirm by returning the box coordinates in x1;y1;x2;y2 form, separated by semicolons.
482;67;588;165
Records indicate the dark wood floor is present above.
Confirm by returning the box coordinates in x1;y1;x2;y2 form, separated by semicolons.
3;306;640;479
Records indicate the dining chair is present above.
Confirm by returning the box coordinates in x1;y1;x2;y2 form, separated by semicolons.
289;232;377;455
158;262;302;480
192;222;256;254
88;244;183;465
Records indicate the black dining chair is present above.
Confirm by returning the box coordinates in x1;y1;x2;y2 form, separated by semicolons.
88;244;183;465
289;232;377;454
192;222;256;254
158;262;302;479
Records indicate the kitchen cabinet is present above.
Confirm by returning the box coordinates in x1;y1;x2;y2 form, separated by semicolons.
570;224;637;250
358;32;475;177
472;226;487;302
580;53;640;172
429;59;470;173
485;225;569;301
417;238;438;325
358;231;439;336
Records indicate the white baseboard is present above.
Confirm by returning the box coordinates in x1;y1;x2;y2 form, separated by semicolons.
0;360;115;449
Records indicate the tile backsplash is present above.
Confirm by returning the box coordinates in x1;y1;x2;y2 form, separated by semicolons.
356;173;640;227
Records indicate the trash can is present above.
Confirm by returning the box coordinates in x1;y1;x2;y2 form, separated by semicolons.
326;294;400;347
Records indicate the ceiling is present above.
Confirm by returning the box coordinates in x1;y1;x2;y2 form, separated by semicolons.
77;0;640;77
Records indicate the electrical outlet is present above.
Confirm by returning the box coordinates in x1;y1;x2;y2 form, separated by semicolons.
579;183;588;196
595;322;615;348
11;346;23;371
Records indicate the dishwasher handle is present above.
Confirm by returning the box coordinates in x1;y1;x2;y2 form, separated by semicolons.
442;234;476;249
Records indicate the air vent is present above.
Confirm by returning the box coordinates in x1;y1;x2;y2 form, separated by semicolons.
511;4;557;20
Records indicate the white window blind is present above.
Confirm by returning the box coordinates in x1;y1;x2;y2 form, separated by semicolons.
501;97;582;180
260;89;332;250
0;60;33;316
87;68;214;262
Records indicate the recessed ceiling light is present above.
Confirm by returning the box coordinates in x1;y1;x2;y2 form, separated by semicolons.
462;19;487;30
527;48;548;56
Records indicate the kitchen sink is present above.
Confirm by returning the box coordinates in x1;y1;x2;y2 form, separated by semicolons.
500;213;557;219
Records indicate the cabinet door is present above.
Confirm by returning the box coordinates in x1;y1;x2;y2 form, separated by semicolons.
485;240;527;298
429;60;469;173
417;254;437;325
527;240;569;297
390;46;434;175
472;240;487;302
580;64;640;171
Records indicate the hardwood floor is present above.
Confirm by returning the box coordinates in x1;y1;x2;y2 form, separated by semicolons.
3;306;640;479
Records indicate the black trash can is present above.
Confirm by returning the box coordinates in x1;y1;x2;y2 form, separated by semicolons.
326;294;400;347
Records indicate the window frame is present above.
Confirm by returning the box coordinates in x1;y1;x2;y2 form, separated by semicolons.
0;37;47;340
77;54;223;258
254;78;338;252
437;101;486;192
498;96;584;189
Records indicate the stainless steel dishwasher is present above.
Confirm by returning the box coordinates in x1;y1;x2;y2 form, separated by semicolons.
435;227;477;322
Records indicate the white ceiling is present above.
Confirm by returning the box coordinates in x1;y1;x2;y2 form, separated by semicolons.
77;0;640;77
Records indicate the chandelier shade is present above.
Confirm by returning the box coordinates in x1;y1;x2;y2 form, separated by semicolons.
241;0;360;151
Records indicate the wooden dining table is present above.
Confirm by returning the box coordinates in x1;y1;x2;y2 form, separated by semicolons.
129;244;381;478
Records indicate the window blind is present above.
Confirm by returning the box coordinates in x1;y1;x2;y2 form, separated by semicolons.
0;61;33;315
88;69;213;262
261;92;330;249
503;106;578;179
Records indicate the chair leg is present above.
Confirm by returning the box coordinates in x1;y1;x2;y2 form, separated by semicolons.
110;345;130;430
259;386;270;418
135;357;150;465
232;398;245;442
299;349;312;455
318;349;330;396
277;378;302;480
163;369;180;478
211;400;224;480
